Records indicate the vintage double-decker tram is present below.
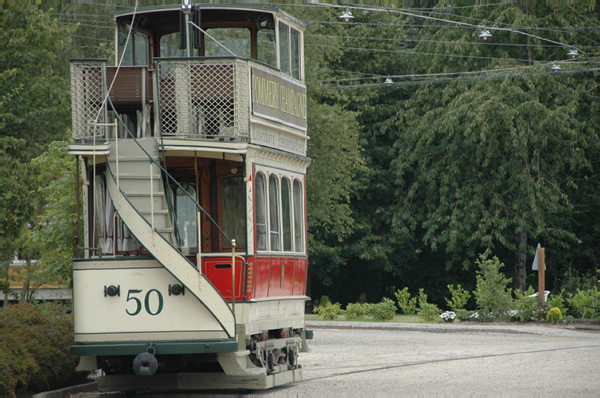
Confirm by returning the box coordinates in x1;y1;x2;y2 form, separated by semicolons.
68;3;310;391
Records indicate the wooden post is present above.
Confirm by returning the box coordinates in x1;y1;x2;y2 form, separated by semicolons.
538;247;546;320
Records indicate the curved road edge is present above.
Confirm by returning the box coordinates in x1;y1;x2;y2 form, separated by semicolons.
306;320;600;337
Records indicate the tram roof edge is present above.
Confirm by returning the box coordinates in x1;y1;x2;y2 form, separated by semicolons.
110;4;306;29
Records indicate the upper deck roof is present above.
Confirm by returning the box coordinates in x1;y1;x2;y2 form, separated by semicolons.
111;4;305;31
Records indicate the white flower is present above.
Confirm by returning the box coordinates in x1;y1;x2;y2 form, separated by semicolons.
440;311;456;322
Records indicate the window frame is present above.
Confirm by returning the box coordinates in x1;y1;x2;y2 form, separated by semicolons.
276;20;303;80
255;168;306;254
268;173;281;252
293;178;305;253
281;177;293;252
118;27;152;66
255;172;268;251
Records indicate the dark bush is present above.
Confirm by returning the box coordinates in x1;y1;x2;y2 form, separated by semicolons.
0;303;86;395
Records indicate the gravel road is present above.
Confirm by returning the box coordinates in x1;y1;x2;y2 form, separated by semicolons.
248;321;600;396
61;321;600;397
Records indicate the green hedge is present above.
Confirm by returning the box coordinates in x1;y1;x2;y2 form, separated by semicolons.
0;303;87;395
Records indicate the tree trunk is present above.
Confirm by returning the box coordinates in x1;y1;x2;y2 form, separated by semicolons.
515;231;527;294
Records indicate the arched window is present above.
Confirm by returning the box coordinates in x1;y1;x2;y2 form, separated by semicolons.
269;174;280;251
255;172;267;251
293;179;304;252
281;177;292;251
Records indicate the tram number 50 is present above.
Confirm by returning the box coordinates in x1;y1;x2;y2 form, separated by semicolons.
126;289;164;316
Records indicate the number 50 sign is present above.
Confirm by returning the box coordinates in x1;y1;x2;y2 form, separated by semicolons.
126;289;164;316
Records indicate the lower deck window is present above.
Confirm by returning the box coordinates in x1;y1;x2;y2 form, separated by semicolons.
175;185;197;249
221;176;246;249
269;174;280;251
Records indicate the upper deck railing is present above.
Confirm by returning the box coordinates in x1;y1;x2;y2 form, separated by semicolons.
70;58;307;147
156;58;249;141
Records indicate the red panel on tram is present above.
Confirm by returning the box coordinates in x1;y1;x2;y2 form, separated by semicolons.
203;257;245;301
253;256;271;298
293;258;307;295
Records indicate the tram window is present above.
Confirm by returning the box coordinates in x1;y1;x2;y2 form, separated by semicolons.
293;180;304;252
160;32;186;58
175;185;197;249
255;173;268;251
291;28;300;79
269;174;281;251
278;22;290;75
119;30;149;66
257;28;276;67
94;175;106;252
281;178;292;251
221;177;246;249
205;28;251;58
135;33;148;65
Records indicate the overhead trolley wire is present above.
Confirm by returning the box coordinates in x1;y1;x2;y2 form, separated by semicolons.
305;33;599;50
306;43;537;63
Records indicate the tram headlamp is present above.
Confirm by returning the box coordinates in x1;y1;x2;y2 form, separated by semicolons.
104;285;120;297
169;284;184;296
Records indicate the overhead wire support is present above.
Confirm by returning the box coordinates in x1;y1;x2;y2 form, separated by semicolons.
322;3;584;56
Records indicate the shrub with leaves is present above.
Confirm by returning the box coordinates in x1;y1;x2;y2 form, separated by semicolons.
369;298;396;321
547;290;568;317
0;303;87;395
567;287;600;319
394;287;417;315
473;252;513;320
445;284;471;311
313;301;342;320
546;307;563;324
455;308;473;322
343;303;370;320
417;288;441;323
418;302;442;322
513;286;539;322
318;295;331;306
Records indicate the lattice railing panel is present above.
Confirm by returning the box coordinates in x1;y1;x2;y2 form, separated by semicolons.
157;59;249;141
71;61;107;140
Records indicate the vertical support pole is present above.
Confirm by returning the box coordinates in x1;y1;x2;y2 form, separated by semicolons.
538;247;546;320
76;156;81;257
185;13;191;58
92;131;97;257
115;119;119;189
150;162;154;233
194;152;202;271
141;68;146;138
231;239;236;317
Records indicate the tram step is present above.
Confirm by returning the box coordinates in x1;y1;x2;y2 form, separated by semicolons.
109;159;161;174
137;214;171;230
126;195;168;212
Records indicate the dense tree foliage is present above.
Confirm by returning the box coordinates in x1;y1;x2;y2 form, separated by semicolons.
290;2;600;305
1;1;598;309
0;3;76;297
